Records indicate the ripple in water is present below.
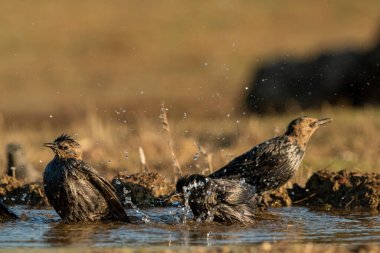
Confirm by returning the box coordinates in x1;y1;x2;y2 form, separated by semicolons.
0;206;379;248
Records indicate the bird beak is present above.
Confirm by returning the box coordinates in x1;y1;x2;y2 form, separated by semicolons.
316;118;332;126
43;143;56;150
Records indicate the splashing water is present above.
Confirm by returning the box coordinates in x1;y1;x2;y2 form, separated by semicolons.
122;187;151;223
177;179;214;223
179;186;193;224
0;206;379;247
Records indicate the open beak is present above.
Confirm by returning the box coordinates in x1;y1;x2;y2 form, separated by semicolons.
316;118;332;126
43;143;56;150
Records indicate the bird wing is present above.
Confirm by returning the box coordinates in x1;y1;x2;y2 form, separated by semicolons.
72;159;130;222
0;200;18;220
210;179;257;224
209;137;294;192
210;137;283;178
212;179;257;205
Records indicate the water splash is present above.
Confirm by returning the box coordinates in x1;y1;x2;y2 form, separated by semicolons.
122;187;151;223
177;179;217;223
179;186;192;224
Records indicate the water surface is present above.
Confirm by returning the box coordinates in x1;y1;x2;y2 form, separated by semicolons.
0;206;379;247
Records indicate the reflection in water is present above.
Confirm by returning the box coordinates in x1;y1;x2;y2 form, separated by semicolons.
0;206;378;247
44;222;113;247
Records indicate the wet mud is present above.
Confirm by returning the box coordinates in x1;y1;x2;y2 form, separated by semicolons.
0;175;47;207
0;170;379;211
111;171;175;206
290;170;380;210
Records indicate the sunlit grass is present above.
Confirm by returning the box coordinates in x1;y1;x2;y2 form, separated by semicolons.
0;1;380;183
1;106;380;184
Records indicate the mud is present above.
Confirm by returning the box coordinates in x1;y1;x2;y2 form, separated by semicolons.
0;170;379;211
290;170;380;210
0;175;48;207
261;185;293;207
111;171;175;206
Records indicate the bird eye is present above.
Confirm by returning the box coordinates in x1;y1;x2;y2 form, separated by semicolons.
63;146;69;150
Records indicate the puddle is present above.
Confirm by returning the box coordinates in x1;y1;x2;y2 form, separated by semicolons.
0;206;379;248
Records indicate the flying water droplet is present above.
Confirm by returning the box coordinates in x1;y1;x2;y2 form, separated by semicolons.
122;187;151;223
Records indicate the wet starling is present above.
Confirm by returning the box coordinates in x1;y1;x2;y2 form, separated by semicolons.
0;199;18;221
175;174;259;224
43;134;130;223
209;116;331;193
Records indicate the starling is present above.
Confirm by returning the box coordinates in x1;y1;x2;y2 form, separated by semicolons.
0;199;18;221
209;116;331;193
175;174;259;224
43;134;130;223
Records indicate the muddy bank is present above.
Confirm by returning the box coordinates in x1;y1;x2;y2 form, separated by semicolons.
111;171;174;206
0;170;379;211
290;170;380;210
0;175;48;207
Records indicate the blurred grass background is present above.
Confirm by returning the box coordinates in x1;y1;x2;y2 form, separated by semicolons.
0;1;380;180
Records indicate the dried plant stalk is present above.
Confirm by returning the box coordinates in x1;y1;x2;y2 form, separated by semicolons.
160;102;182;181
138;146;150;173
196;142;214;174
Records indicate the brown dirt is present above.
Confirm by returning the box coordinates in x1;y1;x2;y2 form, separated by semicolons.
111;171;175;207
1;169;379;211
261;186;293;208
290;170;380;210
0;175;48;207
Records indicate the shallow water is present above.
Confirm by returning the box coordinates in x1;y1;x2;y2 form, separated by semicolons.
0;206;379;247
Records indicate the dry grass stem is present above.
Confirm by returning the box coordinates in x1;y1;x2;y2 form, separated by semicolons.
138;146;149;173
160;102;182;181
196;142;214;175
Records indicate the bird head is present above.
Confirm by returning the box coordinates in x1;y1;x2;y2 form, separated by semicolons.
162;174;208;203
43;134;82;159
175;174;208;194
285;116;332;149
